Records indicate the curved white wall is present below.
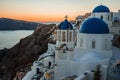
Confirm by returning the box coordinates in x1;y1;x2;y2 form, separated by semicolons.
91;13;112;27
77;33;112;51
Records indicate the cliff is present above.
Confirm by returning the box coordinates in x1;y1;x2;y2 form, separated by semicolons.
112;34;120;48
0;24;56;80
0;18;43;30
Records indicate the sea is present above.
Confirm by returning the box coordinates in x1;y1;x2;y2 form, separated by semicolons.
0;30;34;49
0;22;60;50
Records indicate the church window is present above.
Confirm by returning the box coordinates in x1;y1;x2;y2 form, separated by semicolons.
57;31;61;41
80;38;83;47
105;39;110;50
92;39;96;49
59;31;61;41
100;16;103;20
105;39;108;49
108;15;110;21
69;32;72;41
62;32;66;41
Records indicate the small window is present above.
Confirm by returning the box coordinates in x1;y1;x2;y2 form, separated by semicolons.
108;15;110;21
62;32;66;41
48;62;52;69
80;38;83;47
36;68;40;74
92;39;96;49
101;16;103;20
69;32;72;41
105;39;110;50
105;39;107;49
59;31;61;41
57;31;61;41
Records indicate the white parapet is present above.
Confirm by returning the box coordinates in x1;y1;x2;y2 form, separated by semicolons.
101;65;108;80
22;71;35;80
75;74;87;80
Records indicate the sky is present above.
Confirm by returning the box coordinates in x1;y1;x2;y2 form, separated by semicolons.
0;0;120;22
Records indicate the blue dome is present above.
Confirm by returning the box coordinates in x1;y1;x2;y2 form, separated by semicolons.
92;5;110;13
58;19;73;30
80;18;109;34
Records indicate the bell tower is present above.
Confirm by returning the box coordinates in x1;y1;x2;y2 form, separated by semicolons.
55;16;75;63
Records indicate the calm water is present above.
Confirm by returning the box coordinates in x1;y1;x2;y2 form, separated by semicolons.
0;30;34;49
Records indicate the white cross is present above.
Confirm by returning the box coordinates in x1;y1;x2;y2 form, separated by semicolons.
65;15;68;20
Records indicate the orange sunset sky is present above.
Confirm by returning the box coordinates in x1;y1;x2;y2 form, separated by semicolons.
0;0;120;22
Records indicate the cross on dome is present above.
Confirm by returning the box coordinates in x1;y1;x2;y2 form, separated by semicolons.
58;15;73;30
65;15;68;20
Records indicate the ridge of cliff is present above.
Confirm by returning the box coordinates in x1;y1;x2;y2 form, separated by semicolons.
0;17;43;30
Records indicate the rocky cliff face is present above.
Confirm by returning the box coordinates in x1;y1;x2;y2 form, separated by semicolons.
0;24;56;80
112;34;120;48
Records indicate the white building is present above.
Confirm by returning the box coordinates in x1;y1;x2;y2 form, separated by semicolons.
112;10;120;22
22;5;120;80
76;16;84;23
54;16;112;80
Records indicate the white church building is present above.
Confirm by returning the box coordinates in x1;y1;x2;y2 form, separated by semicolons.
22;5;120;80
54;16;112;80
90;5;120;34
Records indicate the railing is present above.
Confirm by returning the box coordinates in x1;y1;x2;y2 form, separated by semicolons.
107;65;120;80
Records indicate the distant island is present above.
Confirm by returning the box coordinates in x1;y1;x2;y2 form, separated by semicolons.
0;18;43;30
